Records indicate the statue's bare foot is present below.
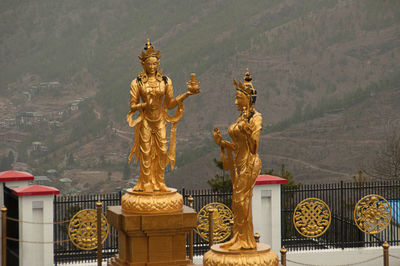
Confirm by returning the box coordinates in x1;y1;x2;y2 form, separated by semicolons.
143;183;153;193
220;239;234;249
158;184;170;192
133;183;143;191
227;242;243;251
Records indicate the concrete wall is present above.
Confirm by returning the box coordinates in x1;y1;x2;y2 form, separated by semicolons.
0;180;30;264
19;195;54;266
252;183;282;255
286;246;400;266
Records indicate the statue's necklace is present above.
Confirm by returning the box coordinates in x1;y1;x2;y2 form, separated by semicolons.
147;79;159;95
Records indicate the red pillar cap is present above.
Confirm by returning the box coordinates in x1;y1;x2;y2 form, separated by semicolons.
0;170;34;182
12;185;60;196
255;175;288;185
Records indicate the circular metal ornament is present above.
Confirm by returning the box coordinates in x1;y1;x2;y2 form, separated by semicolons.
196;202;233;243
293;198;331;238
68;209;109;250
354;194;392;234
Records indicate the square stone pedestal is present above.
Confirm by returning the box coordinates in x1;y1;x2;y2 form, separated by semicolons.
107;205;197;266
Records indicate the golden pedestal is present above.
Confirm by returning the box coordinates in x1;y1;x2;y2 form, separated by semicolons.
107;204;196;266
121;188;184;214
203;243;278;266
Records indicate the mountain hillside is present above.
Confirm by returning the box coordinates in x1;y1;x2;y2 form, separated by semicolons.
167;82;400;189
1;0;400;192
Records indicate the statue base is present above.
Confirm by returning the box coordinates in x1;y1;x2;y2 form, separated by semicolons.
203;243;278;266
121;188;183;214
107;205;196;266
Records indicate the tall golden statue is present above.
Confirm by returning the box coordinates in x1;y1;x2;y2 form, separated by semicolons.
126;39;200;193
122;39;200;213
204;70;278;266
108;40;199;266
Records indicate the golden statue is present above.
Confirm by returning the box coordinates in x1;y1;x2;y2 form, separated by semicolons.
204;70;278;266
213;69;261;251
121;39;200;214
126;39;200;193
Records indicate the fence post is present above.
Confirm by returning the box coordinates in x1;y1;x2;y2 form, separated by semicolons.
382;241;389;266
188;195;194;261
340;180;344;249
1;206;6;266
97;201;102;266
280;246;287;266
208;208;215;248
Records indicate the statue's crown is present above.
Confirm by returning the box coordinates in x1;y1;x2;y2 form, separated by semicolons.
138;39;161;61
233;68;256;97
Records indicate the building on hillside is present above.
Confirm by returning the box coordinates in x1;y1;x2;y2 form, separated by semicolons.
46;169;57;177
48;120;61;129
30;81;62;97
22;91;31;101
70;102;79;111
59;177;72;183
2;118;16;128
31;141;48;153
32;175;51;185
16;112;45;127
49;110;64;121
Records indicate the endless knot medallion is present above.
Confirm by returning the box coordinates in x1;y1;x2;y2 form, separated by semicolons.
68;209;109;250
196;202;233;243
293;198;331;238
354;194;392;234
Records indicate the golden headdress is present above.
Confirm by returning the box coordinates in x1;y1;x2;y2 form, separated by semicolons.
233;68;257;104
138;39;161;61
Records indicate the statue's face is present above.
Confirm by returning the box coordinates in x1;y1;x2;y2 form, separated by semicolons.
142;57;159;75
235;91;248;111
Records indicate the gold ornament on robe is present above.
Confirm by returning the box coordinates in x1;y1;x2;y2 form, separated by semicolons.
126;39;200;193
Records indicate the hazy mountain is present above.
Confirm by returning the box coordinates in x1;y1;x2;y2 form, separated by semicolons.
1;0;400;192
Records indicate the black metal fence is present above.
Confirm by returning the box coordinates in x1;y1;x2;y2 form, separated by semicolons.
53;191;122;265
281;180;400;251
53;188;230;264
181;188;232;256
53;180;400;263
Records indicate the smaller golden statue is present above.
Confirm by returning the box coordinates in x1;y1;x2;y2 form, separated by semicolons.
204;69;278;266
122;39;200;213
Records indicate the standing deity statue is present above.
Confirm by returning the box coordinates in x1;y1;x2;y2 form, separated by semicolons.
204;70;278;265
212;69;261;251
126;39;200;193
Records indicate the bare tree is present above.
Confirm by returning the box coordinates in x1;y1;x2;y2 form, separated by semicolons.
367;125;400;180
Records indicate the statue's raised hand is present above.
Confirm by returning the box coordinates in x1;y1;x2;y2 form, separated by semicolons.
213;127;222;146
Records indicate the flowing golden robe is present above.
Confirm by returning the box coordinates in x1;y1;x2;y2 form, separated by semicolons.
220;111;262;250
127;73;181;192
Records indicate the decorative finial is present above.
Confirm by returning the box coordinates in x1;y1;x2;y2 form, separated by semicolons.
244;68;252;83
233;69;255;97
145;39;151;50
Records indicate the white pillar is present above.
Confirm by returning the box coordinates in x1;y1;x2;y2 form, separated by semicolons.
252;174;287;255
12;185;59;266
0;170;34;263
